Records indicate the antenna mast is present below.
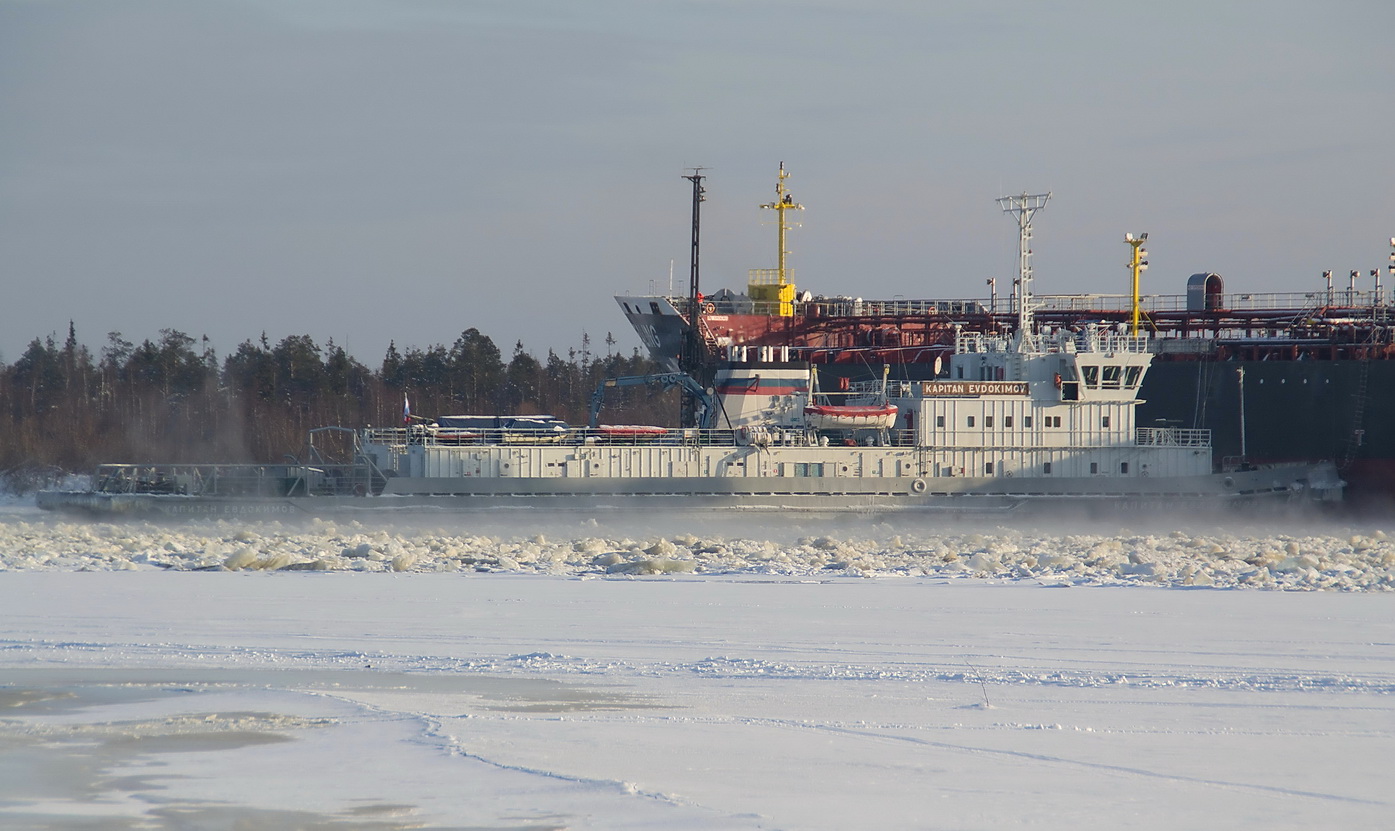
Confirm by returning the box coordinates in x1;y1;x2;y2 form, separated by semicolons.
996;192;1051;346
681;168;707;427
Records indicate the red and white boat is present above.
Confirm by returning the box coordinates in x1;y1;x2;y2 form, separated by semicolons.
802;403;898;431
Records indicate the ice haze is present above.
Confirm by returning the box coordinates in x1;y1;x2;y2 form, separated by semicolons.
2;0;1392;365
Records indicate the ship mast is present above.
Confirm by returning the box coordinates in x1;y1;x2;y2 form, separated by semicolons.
996;192;1051;348
749;162;803;317
1125;232;1149;336
681;168;707;427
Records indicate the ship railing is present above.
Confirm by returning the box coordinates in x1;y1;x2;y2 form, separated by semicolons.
1074;332;1152;354
674;289;1391;320
801;298;990;318
954;332;1011;353
364;425;757;448
1135;427;1211;447
91;462;373;497
747;268;794;287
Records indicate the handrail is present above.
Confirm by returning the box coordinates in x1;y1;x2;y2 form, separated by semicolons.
669;289;1393;318
1135;427;1211;447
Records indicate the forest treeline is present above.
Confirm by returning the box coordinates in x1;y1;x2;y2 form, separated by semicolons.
0;324;674;487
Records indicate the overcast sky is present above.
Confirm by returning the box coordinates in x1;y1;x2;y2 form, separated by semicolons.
3;0;1393;365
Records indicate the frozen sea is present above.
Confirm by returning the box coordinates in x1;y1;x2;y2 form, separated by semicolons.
1;496;1392;829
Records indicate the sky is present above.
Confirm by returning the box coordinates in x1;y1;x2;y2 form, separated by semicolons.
2;0;1393;366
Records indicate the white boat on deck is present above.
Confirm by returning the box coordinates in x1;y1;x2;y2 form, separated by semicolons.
802;403;898;431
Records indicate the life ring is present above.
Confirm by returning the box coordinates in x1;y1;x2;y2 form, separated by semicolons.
703;302;716;314
910;478;927;494
1053;372;1063;389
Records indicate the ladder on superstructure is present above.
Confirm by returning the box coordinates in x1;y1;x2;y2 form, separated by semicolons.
1339;357;1371;470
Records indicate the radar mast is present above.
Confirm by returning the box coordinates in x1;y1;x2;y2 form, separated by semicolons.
996;192;1051;349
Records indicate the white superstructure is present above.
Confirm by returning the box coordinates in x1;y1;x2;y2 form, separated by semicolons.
356;323;1337;511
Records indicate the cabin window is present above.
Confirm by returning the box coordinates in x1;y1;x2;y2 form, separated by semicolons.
1004;416;1013;428
1102;415;1111;428
985;461;994;475
1024;416;1033;428
967;416;975;427
649;301;661;315
794;463;825;477
1102;366;1122;389
1043;462;1052;474
1090;462;1099;474
985;416;994;428
935;415;945;428
1124;366;1143;388
1082;366;1100;388
1046;416;1062;428
1120;462;1130;474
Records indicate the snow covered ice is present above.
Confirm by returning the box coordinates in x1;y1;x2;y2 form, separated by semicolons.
1;498;1393;829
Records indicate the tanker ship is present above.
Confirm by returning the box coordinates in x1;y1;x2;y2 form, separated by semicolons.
618;166;1395;506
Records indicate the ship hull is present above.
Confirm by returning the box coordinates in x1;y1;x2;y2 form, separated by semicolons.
38;462;1338;518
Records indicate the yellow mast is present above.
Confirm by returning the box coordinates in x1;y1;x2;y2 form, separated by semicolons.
1125;232;1148;336
748;162;803;317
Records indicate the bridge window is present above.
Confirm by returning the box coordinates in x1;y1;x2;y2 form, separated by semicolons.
1082;366;1099;388
1102;366;1122;389
1124;366;1143;388
649;301;661;315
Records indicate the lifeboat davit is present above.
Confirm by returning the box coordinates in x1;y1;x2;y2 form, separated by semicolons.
803;404;898;431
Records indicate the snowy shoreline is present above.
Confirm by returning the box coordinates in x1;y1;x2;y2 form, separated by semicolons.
2;574;1392;829
2;500;1392;590
3;494;1394;828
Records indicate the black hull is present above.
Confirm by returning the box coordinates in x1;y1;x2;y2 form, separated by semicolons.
1139;358;1394;507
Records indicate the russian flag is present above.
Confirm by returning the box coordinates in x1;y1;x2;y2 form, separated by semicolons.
403;394;411;425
